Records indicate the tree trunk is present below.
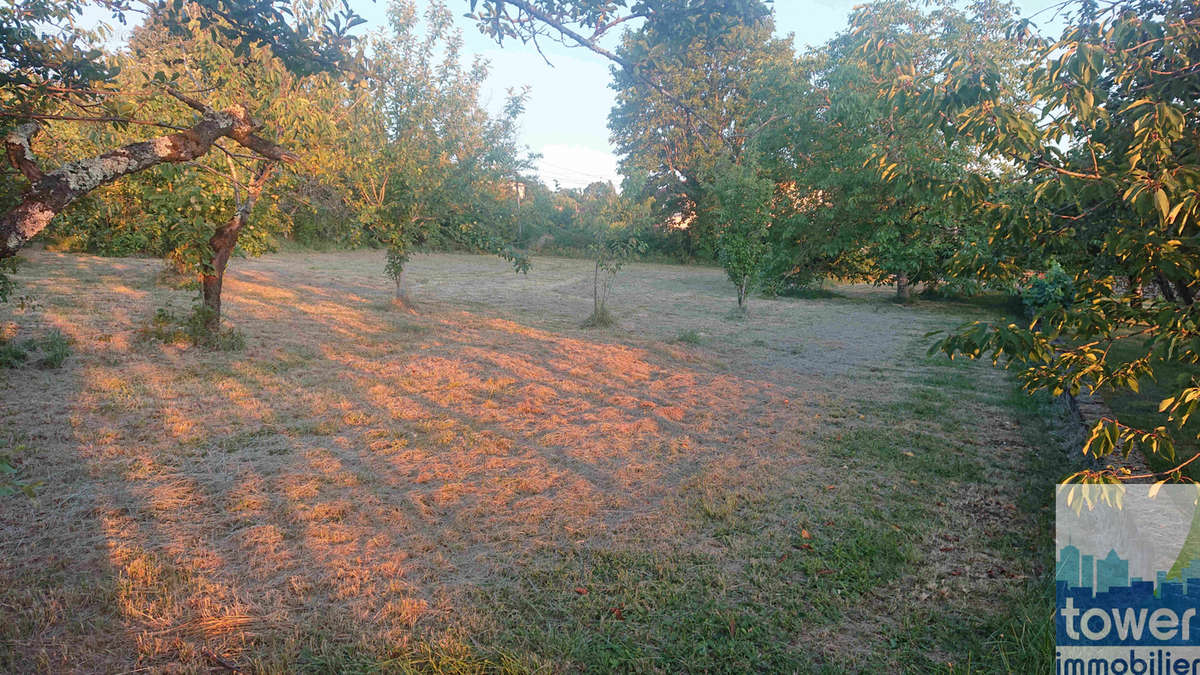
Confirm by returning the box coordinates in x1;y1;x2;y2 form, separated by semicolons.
1;94;295;259
896;272;911;301
200;228;236;334
737;277;748;308
593;261;602;315
1156;272;1178;303
199;163;275;335
1176;280;1195;306
392;266;411;306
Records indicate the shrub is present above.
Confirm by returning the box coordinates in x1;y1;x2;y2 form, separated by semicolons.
1020;261;1074;318
0;257;19;304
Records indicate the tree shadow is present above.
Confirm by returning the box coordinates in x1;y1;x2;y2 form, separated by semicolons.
2;250;835;670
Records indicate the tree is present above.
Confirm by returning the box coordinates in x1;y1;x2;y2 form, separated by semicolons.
0;0;366;263
758;0;1023;300
464;0;772;135
353;1;534;302
24;5;369;334
708;161;771;310
608;9;791;256
582;195;649;327
899;0;1200;482
39;1;533;325
1;91;295;259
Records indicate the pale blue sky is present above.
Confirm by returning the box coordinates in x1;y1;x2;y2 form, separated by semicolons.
348;0;1064;189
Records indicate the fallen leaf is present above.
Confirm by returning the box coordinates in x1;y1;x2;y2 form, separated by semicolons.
801;529;812;539
574;587;588;595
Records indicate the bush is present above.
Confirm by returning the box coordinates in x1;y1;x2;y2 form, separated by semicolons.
1020;261;1074;318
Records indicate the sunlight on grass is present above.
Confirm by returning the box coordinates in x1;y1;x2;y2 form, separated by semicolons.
0;251;1064;671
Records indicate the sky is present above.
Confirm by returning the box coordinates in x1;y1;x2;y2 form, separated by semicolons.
350;0;885;189
345;0;1065;190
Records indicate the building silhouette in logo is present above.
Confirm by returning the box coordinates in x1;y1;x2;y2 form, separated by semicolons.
1056;544;1200;597
1096;549;1129;593
1056;543;1080;587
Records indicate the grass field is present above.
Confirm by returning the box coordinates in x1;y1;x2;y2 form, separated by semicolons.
0;250;1072;673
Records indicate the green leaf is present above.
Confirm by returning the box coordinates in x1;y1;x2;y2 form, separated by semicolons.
1155;189;1170;221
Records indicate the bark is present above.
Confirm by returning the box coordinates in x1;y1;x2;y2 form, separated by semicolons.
737;277;748;308
896;272;911;301
1176;280;1195;306
1156;272;1178;303
392;267;412;307
1;94;295;259
200;163;275;333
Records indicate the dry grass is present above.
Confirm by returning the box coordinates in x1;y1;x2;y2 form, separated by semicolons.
0;250;1058;672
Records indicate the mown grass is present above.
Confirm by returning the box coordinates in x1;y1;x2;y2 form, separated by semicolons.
0;254;1069;673
75;334;1058;674
367;341;1064;673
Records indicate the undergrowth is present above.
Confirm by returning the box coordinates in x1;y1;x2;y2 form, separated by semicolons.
137;304;245;351
0;329;71;369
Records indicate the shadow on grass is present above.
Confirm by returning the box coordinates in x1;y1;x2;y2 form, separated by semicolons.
0;252;1065;672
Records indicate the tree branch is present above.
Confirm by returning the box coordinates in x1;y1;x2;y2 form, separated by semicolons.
496;0;739;155
5;123;44;183
1;103;295;258
166;87;211;114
